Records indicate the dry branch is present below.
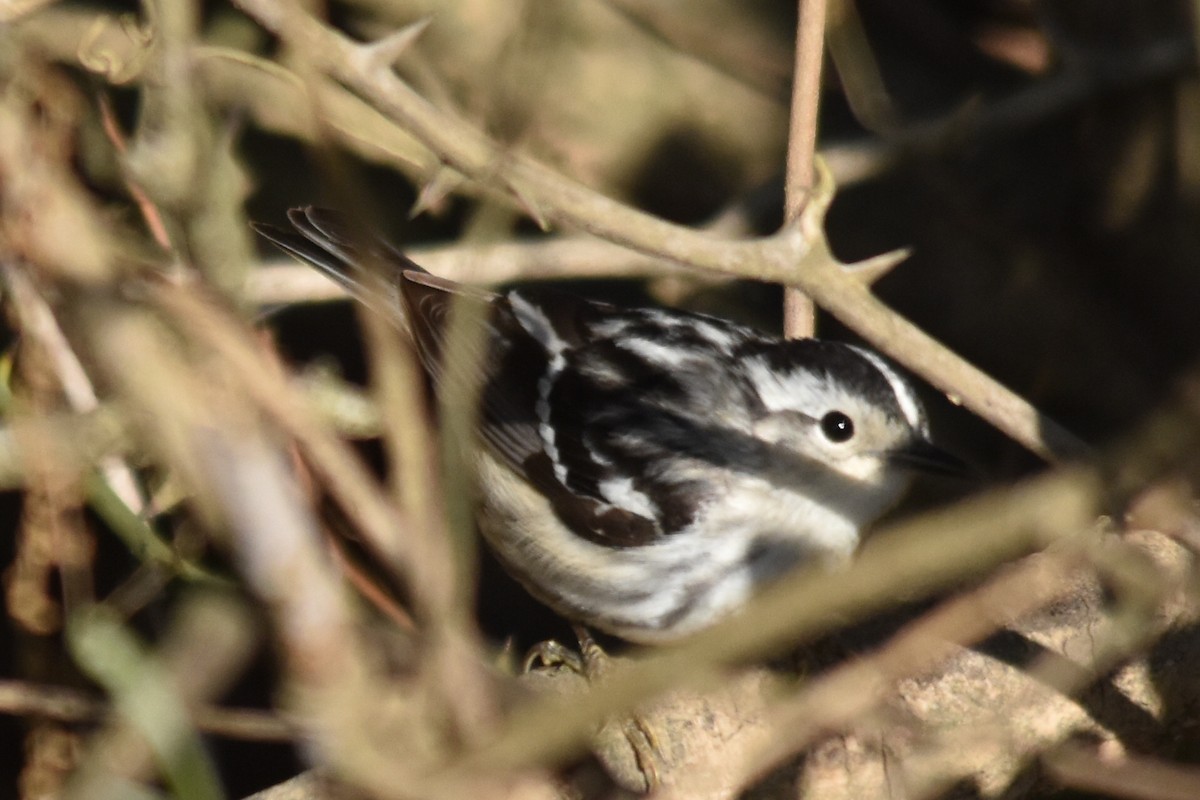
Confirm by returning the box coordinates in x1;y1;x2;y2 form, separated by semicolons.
3;3;1200;800
229;0;1086;464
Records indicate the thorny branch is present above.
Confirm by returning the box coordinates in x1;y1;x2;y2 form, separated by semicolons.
3;2;1200;800
229;0;1086;464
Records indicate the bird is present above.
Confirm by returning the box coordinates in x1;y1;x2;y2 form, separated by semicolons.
255;206;965;644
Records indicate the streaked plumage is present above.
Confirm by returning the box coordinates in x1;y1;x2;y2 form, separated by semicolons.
256;207;962;642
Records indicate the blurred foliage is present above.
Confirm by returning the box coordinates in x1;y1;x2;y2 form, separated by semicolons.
1;0;1200;798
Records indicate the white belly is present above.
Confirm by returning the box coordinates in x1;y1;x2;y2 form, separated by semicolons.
473;453;866;643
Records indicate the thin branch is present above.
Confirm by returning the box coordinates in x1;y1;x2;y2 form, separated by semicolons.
96;93;173;253
150;282;439;614
228;0;1088;463
598;0;792;100
1043;741;1200;800
247;240;693;304
783;0;828;338
655;546;1086;798
0;679;294;742
1;263;147;515
249;189;763;305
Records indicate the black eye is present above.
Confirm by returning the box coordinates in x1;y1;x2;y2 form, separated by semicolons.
820;411;855;443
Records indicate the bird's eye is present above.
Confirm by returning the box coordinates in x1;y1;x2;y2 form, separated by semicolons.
820;411;855;443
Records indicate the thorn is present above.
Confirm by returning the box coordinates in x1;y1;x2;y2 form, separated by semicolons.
807;155;837;219
511;183;549;231
361;17;432;72
792;155;837;241
845;247;911;285
410;166;463;218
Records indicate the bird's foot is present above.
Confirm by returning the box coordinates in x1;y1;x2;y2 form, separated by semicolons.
523;625;662;791
522;624;608;678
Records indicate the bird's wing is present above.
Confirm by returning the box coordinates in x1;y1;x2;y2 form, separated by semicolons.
402;278;669;547
257;207;666;547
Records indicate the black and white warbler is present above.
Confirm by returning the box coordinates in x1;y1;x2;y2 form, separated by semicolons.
256;207;964;643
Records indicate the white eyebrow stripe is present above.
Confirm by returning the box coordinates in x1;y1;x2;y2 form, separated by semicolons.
742;356;831;413
850;346;925;432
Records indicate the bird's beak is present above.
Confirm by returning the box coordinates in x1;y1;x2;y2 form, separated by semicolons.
889;438;970;478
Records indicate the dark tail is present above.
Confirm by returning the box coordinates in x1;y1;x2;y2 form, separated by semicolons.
254;206;500;375
253;206;428;320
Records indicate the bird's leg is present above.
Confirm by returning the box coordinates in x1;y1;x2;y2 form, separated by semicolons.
521;624;614;678
522;636;585;674
572;624;612;679
524;625;663;790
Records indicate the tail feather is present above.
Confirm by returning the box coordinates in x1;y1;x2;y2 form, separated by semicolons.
254;205;497;369
254;206;429;323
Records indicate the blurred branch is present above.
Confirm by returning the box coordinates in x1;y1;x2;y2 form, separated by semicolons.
658;545;1087;797
0;312;218;582
72;289;448;795
1;263;147;512
597;0;791;100
821;31;1196;186
243;771;348;800
151;281;457;622
124;0;257;294
65;602;238;800
247;244;680;304
0;679;292;742
825;0;899;136
0;0;57;23
757;532;1185;799
1042;741;1200;800
0;406;129;490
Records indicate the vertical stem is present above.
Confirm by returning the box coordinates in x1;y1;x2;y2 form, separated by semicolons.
783;0;829;339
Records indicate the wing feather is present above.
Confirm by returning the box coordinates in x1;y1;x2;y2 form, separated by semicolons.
257;208;671;546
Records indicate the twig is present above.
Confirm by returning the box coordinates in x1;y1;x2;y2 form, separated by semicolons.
228;0;1087;463
782;0;827;338
657;547;1086;797
96;93;173;252
325;537;415;632
1043;741;1200;800
248;191;758;305
247;245;683;305
887;533;1182;800
150;283;435;610
1;263;147;515
598;0;792;100
0;679;294;742
153;280;505;749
